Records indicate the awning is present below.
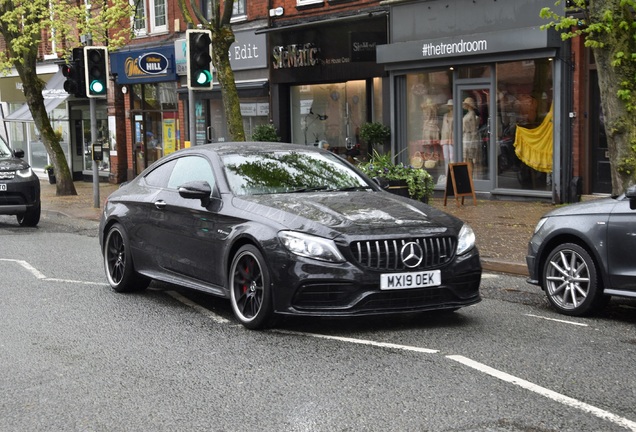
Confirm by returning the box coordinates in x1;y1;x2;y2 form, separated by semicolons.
4;70;69;123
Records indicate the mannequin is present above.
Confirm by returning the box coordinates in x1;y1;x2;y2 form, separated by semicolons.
462;97;479;166
440;99;454;172
421;98;440;143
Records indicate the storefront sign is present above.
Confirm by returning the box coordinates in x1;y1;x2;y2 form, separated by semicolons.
272;44;320;69
174;30;267;75
377;27;561;64
111;46;176;84
350;32;384;62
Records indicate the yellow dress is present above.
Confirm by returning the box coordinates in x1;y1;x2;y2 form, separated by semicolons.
514;104;553;173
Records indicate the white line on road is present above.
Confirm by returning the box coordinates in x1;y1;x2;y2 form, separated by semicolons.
0;258;46;279
0;258;106;286
447;355;636;432
273;329;439;353
166;291;231;324
525;313;589;327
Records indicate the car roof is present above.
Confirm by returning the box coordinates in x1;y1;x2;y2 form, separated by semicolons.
184;142;323;157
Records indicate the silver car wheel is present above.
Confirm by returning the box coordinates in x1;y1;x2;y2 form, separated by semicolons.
543;242;604;316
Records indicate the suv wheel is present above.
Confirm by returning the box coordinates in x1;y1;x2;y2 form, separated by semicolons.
17;202;41;227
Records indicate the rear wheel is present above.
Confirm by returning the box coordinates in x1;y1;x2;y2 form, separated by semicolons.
103;223;149;292
542;243;607;316
17;202;40;227
229;245;274;330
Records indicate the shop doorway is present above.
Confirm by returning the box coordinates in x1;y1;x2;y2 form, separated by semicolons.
456;85;493;190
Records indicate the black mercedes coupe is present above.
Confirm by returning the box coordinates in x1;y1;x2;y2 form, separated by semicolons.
99;142;481;329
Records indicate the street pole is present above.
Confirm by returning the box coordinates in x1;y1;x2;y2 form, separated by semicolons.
90;97;99;208
189;88;196;147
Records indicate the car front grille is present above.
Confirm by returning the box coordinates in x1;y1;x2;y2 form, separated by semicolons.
349;236;456;271
0;171;16;179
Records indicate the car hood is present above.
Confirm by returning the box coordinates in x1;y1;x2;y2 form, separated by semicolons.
232;191;461;237
542;195;620;218
0;157;29;171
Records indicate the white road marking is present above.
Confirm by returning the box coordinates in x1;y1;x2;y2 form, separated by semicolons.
481;273;499;279
273;329;439;353
0;258;105;286
447;355;636;432
166;291;231;324
0;258;46;279
525;313;589;327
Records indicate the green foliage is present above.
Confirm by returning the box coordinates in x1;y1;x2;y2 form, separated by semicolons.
251;124;280;142
359;122;391;147
358;151;434;201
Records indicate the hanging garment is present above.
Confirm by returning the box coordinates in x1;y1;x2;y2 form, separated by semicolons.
514;104;553;173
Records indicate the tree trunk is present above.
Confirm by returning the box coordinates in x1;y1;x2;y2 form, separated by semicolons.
590;0;636;194
211;25;245;142
16;57;77;196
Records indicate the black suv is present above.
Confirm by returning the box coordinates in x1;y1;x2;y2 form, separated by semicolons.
0;138;41;226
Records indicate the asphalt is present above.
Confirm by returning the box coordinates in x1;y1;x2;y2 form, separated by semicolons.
39;179;566;277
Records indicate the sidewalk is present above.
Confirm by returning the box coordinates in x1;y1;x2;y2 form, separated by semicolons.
40;179;557;276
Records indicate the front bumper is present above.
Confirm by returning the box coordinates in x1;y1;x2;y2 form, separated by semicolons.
0;176;40;215
269;247;482;317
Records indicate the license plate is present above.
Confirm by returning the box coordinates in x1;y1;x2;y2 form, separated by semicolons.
0;184;6;191
380;270;441;290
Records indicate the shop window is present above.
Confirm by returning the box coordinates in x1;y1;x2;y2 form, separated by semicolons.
405;71;453;187
290;81;367;161
496;59;553;192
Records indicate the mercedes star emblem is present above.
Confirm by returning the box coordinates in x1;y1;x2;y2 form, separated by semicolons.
400;242;424;268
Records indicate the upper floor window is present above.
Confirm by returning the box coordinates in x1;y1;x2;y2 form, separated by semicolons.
297;0;323;6
132;0;147;36
150;0;168;33
231;0;246;22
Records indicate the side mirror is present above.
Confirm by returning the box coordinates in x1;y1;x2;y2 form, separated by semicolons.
14;149;25;158
178;180;212;207
626;185;636;210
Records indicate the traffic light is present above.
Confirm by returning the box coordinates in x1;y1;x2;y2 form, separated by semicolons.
186;29;213;89
84;46;109;98
61;48;86;98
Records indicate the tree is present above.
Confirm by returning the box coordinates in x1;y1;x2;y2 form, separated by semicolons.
541;0;636;195
0;0;132;196
178;0;245;141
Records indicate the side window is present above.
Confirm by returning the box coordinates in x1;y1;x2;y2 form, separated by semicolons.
144;159;176;188
167;156;216;189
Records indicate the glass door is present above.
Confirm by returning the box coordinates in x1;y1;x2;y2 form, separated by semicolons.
457;85;493;190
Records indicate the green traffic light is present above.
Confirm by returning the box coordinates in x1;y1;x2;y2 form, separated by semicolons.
195;70;212;85
90;80;106;94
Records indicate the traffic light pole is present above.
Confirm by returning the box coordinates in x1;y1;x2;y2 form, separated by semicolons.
189;88;196;147
90;97;100;208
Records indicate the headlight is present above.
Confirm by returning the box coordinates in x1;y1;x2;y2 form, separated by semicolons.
533;217;548;234
279;231;345;263
17;167;33;178
457;224;476;255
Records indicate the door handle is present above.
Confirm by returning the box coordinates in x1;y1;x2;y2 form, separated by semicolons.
154;200;167;210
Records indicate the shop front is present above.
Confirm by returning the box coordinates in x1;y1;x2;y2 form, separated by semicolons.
267;13;388;160
377;0;570;202
111;45;179;178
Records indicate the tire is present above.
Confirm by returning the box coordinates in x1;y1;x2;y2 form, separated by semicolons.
103;223;149;293
542;242;606;316
17;202;41;227
229;245;274;330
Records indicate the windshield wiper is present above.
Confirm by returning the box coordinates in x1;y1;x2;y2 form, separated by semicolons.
336;186;373;192
289;186;330;193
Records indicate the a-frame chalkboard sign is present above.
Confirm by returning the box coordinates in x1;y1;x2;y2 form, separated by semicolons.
443;162;477;207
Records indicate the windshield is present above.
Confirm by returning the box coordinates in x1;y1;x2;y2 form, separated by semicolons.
222;150;371;196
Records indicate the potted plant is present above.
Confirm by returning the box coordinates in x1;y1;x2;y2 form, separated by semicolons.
44;164;56;184
358;150;434;202
251;124;280;142
359;121;390;151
